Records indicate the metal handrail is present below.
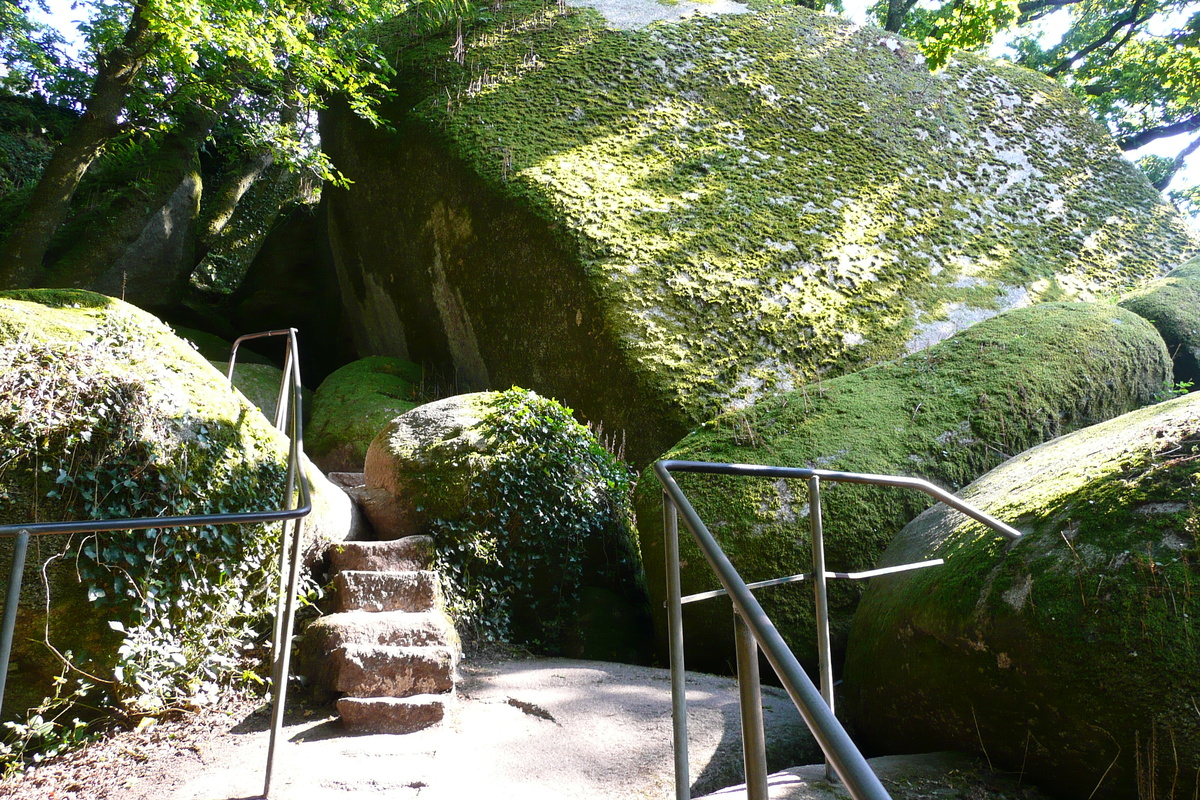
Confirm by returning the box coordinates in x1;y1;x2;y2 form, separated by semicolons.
0;328;311;798
654;459;1020;800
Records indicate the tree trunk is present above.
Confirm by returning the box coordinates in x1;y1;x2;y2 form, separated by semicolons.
0;4;154;288
885;0;918;32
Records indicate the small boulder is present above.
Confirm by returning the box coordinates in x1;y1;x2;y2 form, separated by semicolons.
843;391;1200;800
1119;255;1200;388
307;356;424;472
363;389;652;659
634;302;1171;673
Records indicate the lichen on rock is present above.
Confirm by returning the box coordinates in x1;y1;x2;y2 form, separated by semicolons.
843;391;1200;800
633;302;1171;672
323;0;1198;464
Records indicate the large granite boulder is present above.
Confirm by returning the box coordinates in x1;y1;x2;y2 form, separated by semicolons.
1120;255;1200;388
321;0;1199;465
843;391;1200;800
362;390;652;660
307;356;423;473
0;289;356;721
633;303;1170;673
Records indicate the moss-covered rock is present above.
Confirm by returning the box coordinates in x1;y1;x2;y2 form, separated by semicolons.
362;389;651;660
307;356;424;473
842;391;1200;800
0;289;355;724
632;303;1170;673
1119;255;1200;388
322;0;1199;465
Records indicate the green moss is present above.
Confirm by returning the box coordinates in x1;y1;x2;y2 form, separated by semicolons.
1119;254;1200;388
633;302;1171;672
307;356;424;472
348;1;1199;433
845;391;1200;800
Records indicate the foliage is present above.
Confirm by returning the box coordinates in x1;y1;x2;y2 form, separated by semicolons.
0;313;285;771
0;2;89;103
431;389;637;651
0;671;101;779
869;0;1200;197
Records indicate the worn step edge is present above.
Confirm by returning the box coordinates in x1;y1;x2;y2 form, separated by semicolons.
337;693;452;735
332;569;442;613
328;535;434;574
332;644;457;698
305;609;460;652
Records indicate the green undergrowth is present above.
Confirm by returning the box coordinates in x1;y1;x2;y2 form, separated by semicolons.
375;0;1197;421
431;389;642;652
0;290;288;775
634;302;1170;671
846;391;1200;799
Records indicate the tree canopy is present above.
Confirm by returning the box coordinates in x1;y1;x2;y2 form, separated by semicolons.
0;0;464;287
871;0;1200;213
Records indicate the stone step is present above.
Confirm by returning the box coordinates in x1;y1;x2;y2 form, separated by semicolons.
305;609;460;652
332;570;442;613
338;693;450;735
328;536;434;575
329;644;456;698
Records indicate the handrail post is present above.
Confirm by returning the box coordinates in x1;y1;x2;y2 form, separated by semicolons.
734;610;768;800
808;476;837;781
665;491;691;800
0;529;30;719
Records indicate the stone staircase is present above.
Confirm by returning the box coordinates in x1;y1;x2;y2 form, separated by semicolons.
303;534;461;734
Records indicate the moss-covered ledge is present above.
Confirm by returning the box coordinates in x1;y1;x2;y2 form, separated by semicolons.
633;302;1170;672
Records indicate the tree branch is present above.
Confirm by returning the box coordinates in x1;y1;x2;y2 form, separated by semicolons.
1120;113;1200;151
1152;133;1200;191
1046;0;1149;77
1017;0;1081;24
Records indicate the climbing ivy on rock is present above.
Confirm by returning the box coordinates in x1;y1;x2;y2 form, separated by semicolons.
0;290;287;769
432;389;638;652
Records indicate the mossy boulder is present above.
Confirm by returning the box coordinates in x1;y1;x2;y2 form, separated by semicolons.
842;391;1200;800
362;389;651;660
0;289;356;722
1119;255;1200;388
321;0;1199;466
633;303;1170;673
307;356;424;473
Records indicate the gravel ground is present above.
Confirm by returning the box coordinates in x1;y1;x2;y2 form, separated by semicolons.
0;656;816;800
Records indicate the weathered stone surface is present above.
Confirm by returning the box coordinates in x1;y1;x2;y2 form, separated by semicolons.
634;302;1171;673
1119;255;1200;388
332;570;443;613
322;0;1199;465
0;289;356;719
329;536;434;574
305;610;459;651
696;752;1056;800
337;694;448;734
843;391;1200;800
307;356;424;473
328;644;457;697
361;393;491;540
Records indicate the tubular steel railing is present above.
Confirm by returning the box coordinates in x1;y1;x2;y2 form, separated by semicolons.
655;459;1021;800
0;328;311;798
